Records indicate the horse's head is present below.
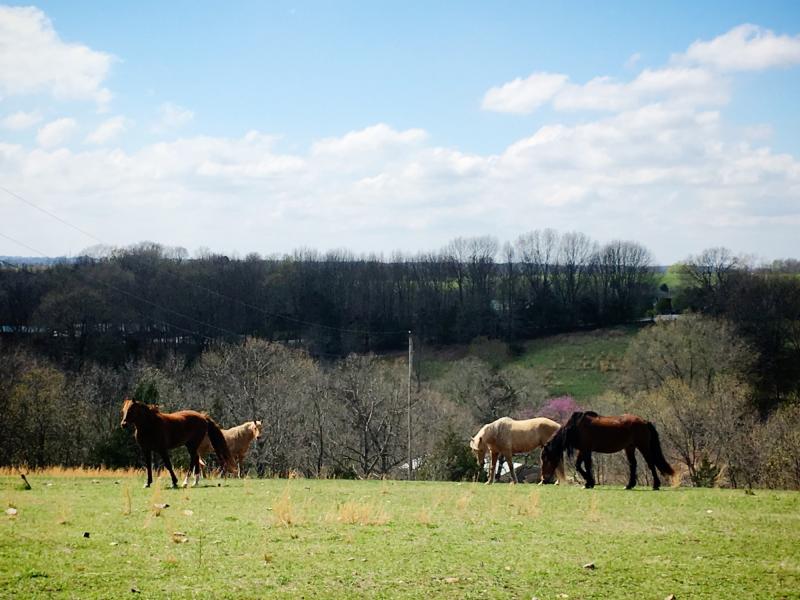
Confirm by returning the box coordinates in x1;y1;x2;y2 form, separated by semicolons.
469;433;486;470
251;420;263;440
540;431;565;484
120;397;137;429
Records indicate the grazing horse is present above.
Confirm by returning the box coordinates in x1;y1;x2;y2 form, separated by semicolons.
470;416;565;484
540;411;675;490
197;420;263;477
120;398;234;488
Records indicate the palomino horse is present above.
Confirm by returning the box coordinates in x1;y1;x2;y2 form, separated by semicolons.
470;416;565;484
540;411;675;490
120;398;234;488
197;420;263;477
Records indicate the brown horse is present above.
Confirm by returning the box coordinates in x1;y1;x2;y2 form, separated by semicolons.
120;398;234;488
540;411;675;490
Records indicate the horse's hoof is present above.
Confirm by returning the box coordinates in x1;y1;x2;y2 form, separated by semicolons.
143;483;151;489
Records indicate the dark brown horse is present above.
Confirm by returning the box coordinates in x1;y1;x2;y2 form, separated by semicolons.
540;411;675;490
120;398;234;488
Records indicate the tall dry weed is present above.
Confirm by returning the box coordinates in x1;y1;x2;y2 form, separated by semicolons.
272;486;300;526
330;500;389;525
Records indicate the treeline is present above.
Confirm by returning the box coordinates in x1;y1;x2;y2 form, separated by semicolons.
1;235;799;487
0;231;656;366
674;248;800;410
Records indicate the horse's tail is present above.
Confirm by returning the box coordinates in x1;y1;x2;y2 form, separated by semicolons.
206;418;235;473
647;422;675;477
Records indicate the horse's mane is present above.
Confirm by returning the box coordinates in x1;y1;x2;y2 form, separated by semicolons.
549;411;600;459
543;425;569;460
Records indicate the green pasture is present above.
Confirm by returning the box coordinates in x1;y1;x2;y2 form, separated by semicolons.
418;326;639;401
508;327;639;400
2;474;798;599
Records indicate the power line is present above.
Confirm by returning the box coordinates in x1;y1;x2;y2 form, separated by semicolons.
1;186;408;337
1;186;104;246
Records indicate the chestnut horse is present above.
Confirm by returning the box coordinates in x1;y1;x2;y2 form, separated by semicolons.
540;411;674;490
120;398;234;488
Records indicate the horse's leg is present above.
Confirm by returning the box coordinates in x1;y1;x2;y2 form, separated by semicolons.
576;451;594;488
236;454;244;478
640;445;661;490
182;446;193;487
143;449;153;488
184;446;200;487
487;450;499;485
574;451;588;486
505;451;517;484
159;450;179;488
495;454;505;482
624;446;637;490
192;451;201;486
583;452;595;488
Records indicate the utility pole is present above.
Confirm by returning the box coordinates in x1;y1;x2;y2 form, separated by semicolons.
407;330;413;481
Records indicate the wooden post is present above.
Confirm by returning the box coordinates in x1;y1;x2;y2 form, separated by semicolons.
407;330;413;481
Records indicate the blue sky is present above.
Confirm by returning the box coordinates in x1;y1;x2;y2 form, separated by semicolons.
1;2;799;262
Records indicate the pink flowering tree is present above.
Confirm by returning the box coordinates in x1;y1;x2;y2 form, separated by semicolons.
538;395;582;424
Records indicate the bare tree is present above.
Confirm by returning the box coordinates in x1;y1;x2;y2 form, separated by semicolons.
325;354;409;478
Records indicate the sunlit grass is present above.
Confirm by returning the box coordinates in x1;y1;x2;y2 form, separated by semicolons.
1;475;797;599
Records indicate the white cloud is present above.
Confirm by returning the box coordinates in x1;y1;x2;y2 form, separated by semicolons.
488;66;727;115
36;117;77;148
482;23;800;116
482;72;568;114
1;110;43;130
86;116;128;145
1;111;798;262
0;6;113;105
683;24;800;71
625;52;642;69
153;102;194;132
312;123;426;156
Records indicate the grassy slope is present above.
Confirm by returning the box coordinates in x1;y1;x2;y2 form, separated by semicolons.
2;475;798;599
507;326;639;400
419;326;640;401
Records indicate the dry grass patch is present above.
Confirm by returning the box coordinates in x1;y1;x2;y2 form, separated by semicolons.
0;466;139;479
121;482;132;516
271;487;298;526
331;500;390;525
515;490;541;518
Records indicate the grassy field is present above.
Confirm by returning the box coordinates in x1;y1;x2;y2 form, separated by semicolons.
507;327;639;400
419;326;640;401
2;472;798;599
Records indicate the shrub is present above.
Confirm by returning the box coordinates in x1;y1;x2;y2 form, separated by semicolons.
418;426;482;482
